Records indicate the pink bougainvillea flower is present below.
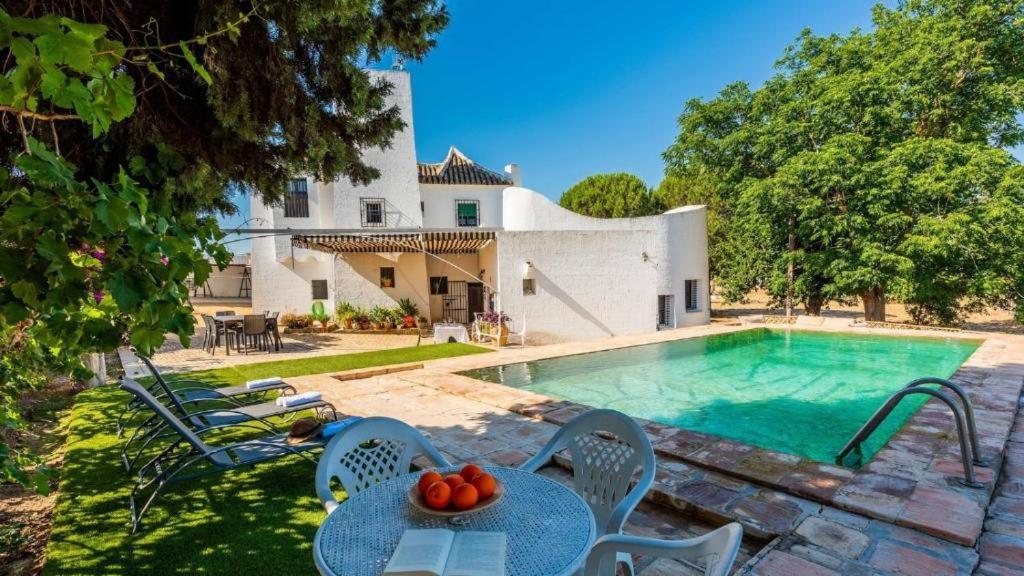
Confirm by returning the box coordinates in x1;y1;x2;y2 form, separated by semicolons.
160;255;170;266
92;291;105;304
91;249;106;263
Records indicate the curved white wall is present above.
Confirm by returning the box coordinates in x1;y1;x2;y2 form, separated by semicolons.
497;187;710;340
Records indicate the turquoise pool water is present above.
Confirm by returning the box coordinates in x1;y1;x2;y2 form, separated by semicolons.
459;329;980;464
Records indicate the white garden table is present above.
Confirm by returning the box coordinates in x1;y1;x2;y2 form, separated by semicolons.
314;467;597;576
433;323;470;344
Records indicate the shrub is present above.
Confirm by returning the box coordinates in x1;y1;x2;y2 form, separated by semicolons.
396;297;420;318
281;313;312;329
335;301;356;321
369;305;392;326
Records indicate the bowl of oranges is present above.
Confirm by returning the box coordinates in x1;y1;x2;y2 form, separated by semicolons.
409;464;503;517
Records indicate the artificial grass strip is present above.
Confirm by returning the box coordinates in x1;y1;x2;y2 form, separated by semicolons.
43;342;489;575
156;342;490;386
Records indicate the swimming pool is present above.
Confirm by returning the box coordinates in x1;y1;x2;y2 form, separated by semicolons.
459;329;980;464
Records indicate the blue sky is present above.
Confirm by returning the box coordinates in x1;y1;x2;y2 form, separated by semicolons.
221;0;883;251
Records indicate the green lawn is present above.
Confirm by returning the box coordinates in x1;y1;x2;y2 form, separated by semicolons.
138;342;489;387
44;342;488;575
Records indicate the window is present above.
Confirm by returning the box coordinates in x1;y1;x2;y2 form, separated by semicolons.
311;279;328;300
685;279;701;312
380;267;395;288
284;179;309;218
429;276;449;295
361;198;385;227
522;278;536;296
658;295;674;327
456;200;480;227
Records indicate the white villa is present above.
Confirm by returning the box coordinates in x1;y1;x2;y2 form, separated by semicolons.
248;69;709;344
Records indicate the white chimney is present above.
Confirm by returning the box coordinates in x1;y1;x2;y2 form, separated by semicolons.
504;163;522;187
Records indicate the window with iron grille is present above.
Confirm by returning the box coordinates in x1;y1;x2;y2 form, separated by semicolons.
522;278;536;296
284;179;309;218
429;276;448;295
361;198;386;227
658;294;674;327
380;267;395;288
685;279;700;312
455;200;480;227
311;279;328;300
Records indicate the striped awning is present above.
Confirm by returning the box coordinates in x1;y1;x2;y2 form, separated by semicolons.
291;230;496;254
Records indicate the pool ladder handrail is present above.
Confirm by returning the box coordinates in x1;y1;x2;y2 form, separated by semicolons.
835;377;987;488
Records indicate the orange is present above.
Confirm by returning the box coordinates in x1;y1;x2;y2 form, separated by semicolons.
471;472;497;500
443;474;465;491
425;481;452;510
460;464;484;483
418;470;443;496
452;483;479;510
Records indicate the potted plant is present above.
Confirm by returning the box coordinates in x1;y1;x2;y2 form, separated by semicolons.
387;307;403;330
369;305;391;330
336;301;356;330
481;310;510;346
397;298;420;328
353;306;370;330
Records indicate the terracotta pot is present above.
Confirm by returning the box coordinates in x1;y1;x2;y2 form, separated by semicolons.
344;319;354;329
371;322;383;330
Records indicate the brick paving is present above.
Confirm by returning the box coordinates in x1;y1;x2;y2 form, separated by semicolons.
976;392;1024;575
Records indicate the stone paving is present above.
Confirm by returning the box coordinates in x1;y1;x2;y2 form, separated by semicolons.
976;392;1024;575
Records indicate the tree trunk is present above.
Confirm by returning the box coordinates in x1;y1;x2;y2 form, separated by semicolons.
785;216;796;318
804;294;824;316
861;286;886;321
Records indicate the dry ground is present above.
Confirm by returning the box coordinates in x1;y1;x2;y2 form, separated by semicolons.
713;291;1023;334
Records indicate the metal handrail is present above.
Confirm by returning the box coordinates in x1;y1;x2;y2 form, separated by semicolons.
835;386;984;488
904;377;987;466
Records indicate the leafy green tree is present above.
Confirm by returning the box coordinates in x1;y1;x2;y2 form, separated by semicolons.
0;2;447;490
664;0;1024;322
559;173;662;218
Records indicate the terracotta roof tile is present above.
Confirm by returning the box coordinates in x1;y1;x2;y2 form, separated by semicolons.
418;147;512;186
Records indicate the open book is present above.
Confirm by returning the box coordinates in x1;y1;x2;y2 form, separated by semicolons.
383;529;506;576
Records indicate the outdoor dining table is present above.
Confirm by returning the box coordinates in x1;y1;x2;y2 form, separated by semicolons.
313;467;597;576
433;323;470;344
209;314;280;355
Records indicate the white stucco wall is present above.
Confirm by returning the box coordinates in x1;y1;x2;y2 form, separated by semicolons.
420;184;503;229
332;70;422;230
250;234;334;315
333;252;430;316
502;186;666;232
495;230;659;344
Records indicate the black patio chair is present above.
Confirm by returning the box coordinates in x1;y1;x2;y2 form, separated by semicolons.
241;314;270;354
116;354;297;437
119;378;329;533
120;360;337;474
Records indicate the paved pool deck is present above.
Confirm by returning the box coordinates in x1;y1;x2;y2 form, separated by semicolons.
269;321;1024;575
127;319;1017;574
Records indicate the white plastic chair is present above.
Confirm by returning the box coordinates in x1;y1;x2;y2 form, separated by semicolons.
520;409;656;575
315;417;452;514
584;523;743;576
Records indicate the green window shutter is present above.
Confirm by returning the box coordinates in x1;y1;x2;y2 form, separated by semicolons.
457;203;477;218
